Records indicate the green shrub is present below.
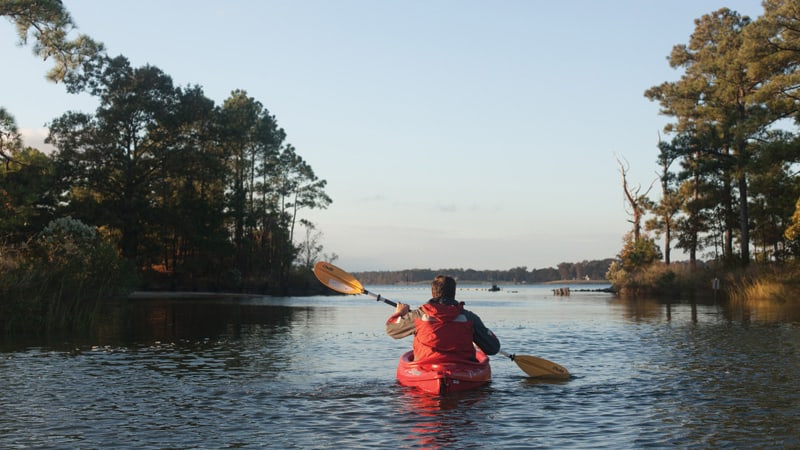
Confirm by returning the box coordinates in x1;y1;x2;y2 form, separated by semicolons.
617;233;662;272
0;217;138;335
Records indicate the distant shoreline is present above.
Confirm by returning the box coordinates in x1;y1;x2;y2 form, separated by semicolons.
360;279;612;286
128;279;612;300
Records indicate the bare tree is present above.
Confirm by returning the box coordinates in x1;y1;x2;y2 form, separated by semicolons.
617;156;654;242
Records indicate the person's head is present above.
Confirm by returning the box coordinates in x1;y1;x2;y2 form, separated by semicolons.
431;275;456;300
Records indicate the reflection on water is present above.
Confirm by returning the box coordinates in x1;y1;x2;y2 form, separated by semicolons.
725;297;800;323
610;297;667;321
397;389;490;449
112;299;305;343
610;295;800;325
0;288;798;449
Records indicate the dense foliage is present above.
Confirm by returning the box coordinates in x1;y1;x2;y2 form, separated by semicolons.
608;2;800;298
1;2;331;295
642;3;800;270
0;217;137;335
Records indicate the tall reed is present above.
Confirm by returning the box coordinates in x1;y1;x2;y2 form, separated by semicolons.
724;264;800;304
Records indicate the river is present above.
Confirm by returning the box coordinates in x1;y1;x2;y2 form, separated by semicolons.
1;285;798;449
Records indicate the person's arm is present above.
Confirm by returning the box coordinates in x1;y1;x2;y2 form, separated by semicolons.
466;310;501;355
385;302;417;339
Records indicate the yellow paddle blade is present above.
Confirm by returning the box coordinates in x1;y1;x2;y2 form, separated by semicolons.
503;353;570;379
313;261;365;295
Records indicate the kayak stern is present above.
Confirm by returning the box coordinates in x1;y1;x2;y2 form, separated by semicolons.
396;349;491;395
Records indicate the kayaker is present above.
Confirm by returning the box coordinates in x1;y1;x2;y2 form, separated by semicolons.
386;275;501;362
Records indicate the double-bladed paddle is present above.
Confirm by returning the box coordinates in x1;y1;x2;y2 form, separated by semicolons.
312;261;570;380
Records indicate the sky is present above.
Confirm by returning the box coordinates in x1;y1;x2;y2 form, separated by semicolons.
1;1;764;272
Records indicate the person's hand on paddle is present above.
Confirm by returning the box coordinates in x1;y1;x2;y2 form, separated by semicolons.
386;302;409;323
394;302;409;316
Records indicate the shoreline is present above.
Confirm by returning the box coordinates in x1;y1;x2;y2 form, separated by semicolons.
128;279;613;300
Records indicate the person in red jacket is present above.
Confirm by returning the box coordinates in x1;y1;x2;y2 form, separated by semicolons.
386;275;500;362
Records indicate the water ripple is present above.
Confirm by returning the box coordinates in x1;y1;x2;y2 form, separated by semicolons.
1;293;798;448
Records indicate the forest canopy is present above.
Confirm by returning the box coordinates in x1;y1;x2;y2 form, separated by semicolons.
0;0;331;294
639;3;800;269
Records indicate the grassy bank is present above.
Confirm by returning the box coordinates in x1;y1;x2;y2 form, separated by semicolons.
608;260;800;303
722;264;800;304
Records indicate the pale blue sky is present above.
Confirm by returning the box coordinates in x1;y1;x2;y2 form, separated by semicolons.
2;1;763;271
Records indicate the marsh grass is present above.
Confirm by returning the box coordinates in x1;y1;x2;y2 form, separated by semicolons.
724;264;800;304
607;260;718;299
609;258;800;304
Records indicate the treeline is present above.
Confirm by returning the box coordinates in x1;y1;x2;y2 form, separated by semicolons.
0;2;330;294
354;259;615;285
624;3;800;272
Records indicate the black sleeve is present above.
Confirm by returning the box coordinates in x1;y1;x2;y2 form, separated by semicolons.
465;310;501;355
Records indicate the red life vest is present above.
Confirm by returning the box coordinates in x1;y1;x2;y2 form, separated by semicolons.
412;301;475;363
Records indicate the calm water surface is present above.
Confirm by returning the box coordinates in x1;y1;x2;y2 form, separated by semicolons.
1;285;799;449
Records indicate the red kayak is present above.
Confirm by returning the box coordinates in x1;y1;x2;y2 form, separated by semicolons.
396;349;491;395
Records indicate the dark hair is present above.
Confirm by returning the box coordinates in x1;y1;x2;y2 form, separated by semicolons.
431;275;456;300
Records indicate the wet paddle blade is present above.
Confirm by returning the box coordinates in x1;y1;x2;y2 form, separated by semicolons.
511;354;570;379
313;261;365;295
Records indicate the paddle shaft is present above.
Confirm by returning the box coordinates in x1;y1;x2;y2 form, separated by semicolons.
499;350;516;360
364;289;397;307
